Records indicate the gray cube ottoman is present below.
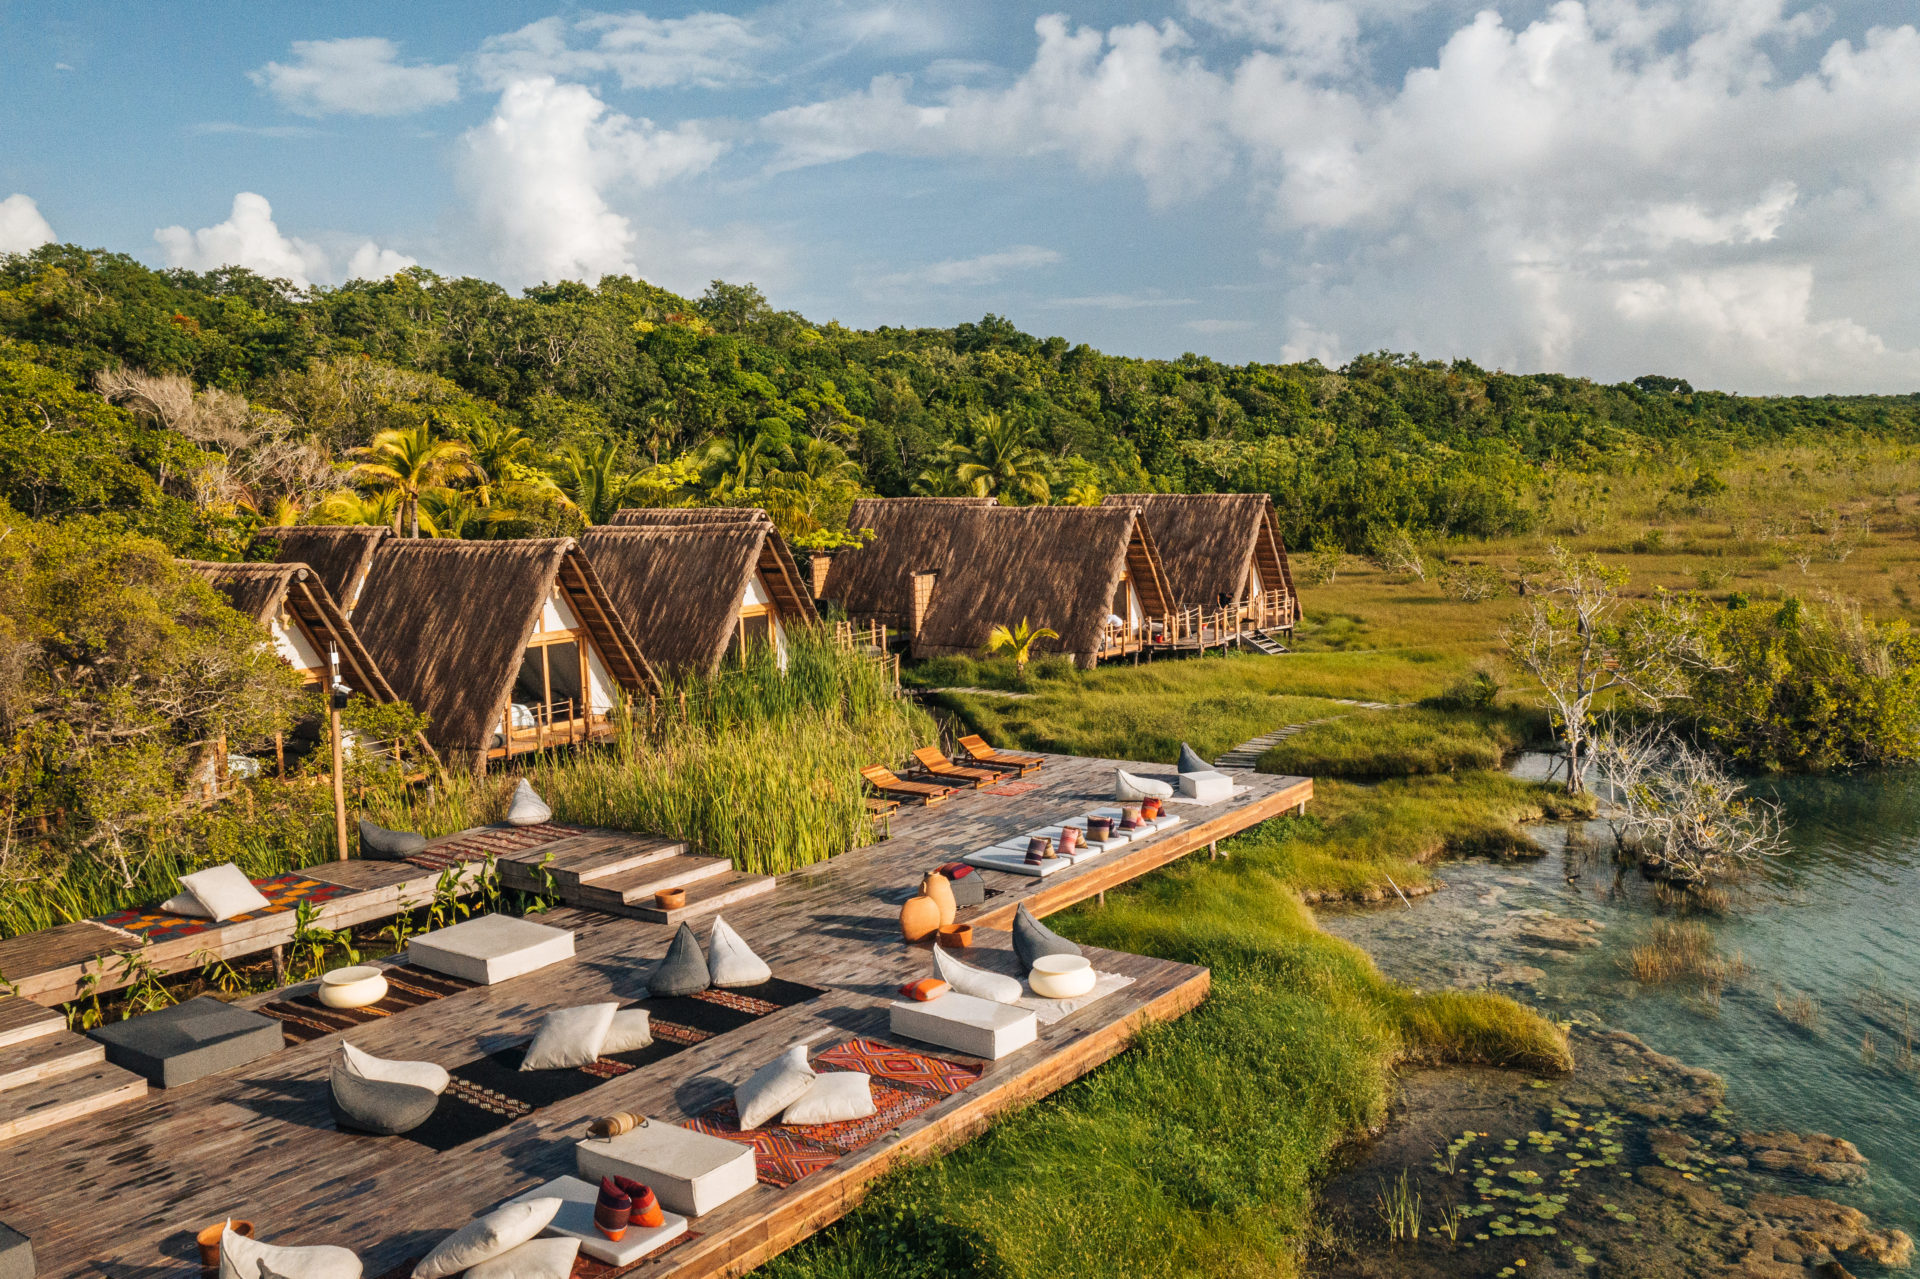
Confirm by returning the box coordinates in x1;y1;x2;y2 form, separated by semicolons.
86;996;284;1087
407;913;574;985
0;1223;33;1279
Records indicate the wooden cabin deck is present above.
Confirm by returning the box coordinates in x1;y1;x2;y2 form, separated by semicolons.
0;755;1310;1279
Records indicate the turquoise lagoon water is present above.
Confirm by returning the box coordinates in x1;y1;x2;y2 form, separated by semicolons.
1318;760;1920;1236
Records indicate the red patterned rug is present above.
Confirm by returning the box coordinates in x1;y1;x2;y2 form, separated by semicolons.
94;873;359;942
979;781;1040;796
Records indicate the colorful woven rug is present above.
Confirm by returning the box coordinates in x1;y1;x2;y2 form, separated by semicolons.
404;822;586;871
259;968;478;1043
395;978;824;1152
93;873;359;943
979;780;1040;796
687;1038;983;1188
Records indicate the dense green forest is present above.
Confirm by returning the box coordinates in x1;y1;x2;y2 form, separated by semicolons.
5;242;1919;559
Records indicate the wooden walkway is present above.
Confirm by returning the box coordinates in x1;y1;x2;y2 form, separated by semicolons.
0;754;1310;1279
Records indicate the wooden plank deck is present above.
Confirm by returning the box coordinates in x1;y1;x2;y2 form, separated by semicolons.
0;753;1308;1279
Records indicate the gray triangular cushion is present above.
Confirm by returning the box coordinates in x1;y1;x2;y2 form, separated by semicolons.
1177;742;1211;774
1012;903;1081;971
359;818;427;860
505;779;552;827
648;922;710;997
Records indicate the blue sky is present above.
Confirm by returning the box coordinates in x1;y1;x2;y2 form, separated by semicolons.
2;0;1917;393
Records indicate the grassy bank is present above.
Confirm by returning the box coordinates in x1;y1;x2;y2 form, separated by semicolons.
761;706;1576;1279
1259;706;1540;778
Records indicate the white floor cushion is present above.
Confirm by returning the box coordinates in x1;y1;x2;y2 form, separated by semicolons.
520;1004;616;1071
221;1230;361;1279
932;944;1024;1004
465;1238;579;1279
961;847;1074;878
890;992;1038;1060
408;913;575;985
782;1071;874;1125
735;1043;814;1129
601;1008;652;1054
169;864;272;921
341;1041;449;1095
1178;770;1234;802
505;778;553;827
413;1199;562;1279
1114;769;1174;802
706;915;772;988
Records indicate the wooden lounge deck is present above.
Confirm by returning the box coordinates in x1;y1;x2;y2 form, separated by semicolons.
0;754;1310;1279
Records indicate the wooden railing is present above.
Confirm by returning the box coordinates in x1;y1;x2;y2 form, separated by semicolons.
490;697;618;758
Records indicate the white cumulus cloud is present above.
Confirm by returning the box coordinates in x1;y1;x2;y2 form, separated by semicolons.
0;194;55;255
475;13;764;90
154;192;412;290
251;37;460;117
457;77;726;287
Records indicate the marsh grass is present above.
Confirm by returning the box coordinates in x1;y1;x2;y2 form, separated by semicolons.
1624;920;1749;994
1259;707;1541;778
1775;985;1822;1032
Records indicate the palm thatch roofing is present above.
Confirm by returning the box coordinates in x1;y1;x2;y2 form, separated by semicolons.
183;560;398;702
251;525;390;614
1102;493;1299;610
580;517;818;674
347;539;658;760
826;501;1171;661
603;506;816;629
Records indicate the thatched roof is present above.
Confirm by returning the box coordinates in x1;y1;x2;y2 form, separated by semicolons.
183;560;399;703
826;501;1171;660
1102;493;1298;609
604;506;816;630
348;539;658;757
251;525;389;613
580;520;814;673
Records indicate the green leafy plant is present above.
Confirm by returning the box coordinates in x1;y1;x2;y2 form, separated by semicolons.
986;618;1061;679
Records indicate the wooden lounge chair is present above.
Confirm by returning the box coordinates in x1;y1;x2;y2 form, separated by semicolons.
910;746;1000;790
863;796;898;839
861;764;953;807
957;734;1045;776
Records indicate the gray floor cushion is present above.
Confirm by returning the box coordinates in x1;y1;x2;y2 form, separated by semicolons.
1178;742;1211;774
0;1222;32;1279
505;779;553;827
647;923;709;997
88;996;283;1087
329;1067;440;1136
1012;904;1081;971
359;818;427;859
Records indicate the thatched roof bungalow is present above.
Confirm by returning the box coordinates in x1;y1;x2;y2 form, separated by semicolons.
1102;493;1300;632
348;539;659;769
824;501;1171;667
250;525;390;615
584;509;817;674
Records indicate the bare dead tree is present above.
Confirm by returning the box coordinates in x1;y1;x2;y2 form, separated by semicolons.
1589;719;1789;884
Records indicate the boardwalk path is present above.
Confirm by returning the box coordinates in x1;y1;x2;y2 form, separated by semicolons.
1214;698;1410;770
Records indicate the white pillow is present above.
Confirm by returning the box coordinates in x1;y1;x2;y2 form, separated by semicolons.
707;915;772;988
464;1238;579;1279
932;944;1023;1004
413;1199;562;1279
505;779;553;827
736;1043;814;1130
220;1228;362;1279
174;864;273;921
782;1071;875;1126
601;1008;652;1054
341;1041;450;1095
1114;769;1174;802
519;1004;616;1071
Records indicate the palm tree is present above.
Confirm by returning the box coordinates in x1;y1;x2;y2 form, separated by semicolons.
951;411;1051;503
550;440;648;526
420;488;490;539
911;446;973;497
352;422;477;537
986;617;1060;678
461;420;538;507
314;488;424;534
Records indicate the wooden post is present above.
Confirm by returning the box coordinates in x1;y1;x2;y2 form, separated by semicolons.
274;731;286;778
1208;841;1219;861
329;696;348;861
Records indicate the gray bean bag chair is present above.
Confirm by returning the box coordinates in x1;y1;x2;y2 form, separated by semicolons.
1178;743;1212;774
1012;903;1081;972
328;1066;439;1136
647;923;710;997
505;779;553;827
358;818;427;861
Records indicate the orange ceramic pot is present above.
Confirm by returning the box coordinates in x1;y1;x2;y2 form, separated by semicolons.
900;894;941;941
655;887;687;910
198;1221;253;1271
938;924;974;948
920;871;957;926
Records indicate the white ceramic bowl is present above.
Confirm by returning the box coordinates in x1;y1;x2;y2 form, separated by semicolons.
1027;954;1096;999
318;966;389;1009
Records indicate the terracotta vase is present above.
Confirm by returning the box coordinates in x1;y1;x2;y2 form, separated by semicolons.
900;893;941;941
920;871;957;926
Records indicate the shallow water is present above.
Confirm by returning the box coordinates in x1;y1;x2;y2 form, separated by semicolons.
1320;756;1920;1236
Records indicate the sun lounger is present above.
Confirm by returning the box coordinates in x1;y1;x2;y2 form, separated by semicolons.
861;764;953;807
957;734;1045;776
910;747;1000;789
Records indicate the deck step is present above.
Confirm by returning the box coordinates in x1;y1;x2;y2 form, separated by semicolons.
614;871;778;925
571;855;735;909
0;996;65;1051
0;1061;147;1145
496;836;688;894
0;1029;106;1093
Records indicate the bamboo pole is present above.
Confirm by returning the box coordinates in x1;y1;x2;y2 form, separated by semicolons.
329;695;348;860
